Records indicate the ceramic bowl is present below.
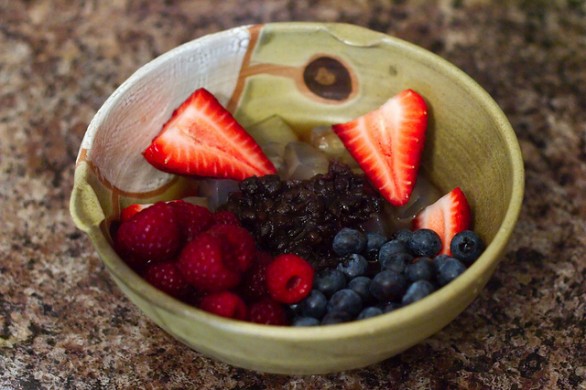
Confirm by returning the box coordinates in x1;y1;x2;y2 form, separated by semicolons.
70;22;524;375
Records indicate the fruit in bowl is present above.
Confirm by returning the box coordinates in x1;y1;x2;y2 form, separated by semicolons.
70;22;524;374
111;84;486;328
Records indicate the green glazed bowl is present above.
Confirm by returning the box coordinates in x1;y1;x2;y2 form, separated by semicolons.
70;22;524;375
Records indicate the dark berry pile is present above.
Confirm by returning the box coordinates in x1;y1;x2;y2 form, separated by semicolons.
222;162;384;270
290;227;485;326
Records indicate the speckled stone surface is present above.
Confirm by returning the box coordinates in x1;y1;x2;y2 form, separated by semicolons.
1;0;585;388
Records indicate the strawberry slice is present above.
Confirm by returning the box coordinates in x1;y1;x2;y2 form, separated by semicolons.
120;203;151;222
412;187;471;255
332;89;428;206
143;88;276;180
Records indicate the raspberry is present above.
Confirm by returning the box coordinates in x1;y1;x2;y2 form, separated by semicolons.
249;298;289;325
177;233;241;292
115;201;181;265
266;254;314;304
212;210;241;226
170;200;213;243
240;251;273;301
206;224;256;273
199;291;248;320
144;261;190;298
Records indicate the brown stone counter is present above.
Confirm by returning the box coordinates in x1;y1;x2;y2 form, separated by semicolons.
1;1;584;388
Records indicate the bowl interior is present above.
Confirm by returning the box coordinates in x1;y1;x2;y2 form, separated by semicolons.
70;22;524;374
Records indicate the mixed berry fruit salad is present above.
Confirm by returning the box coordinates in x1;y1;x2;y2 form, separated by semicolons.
111;87;485;326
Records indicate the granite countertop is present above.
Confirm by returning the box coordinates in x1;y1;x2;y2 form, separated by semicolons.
1;1;585;388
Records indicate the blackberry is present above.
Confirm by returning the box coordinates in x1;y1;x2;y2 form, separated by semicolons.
222;162;384;270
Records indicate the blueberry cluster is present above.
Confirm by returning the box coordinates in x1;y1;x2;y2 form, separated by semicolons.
290;227;484;326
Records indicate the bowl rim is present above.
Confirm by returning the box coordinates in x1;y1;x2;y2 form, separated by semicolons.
72;21;525;342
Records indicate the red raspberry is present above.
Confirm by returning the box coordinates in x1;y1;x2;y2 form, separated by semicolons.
240;251;273;301
266;254;315;304
249;298;289;325
170;200;213;243
115;201;181;265
199;291;248;320
177;233;241;292
145;261;190;298
212;210;241;226
206;224;256;273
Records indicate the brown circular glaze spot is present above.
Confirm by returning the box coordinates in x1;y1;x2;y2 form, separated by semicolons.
303;56;352;101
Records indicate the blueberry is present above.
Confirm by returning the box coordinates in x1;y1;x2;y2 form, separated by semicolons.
357;306;383;320
405;257;434;282
380;252;413;273
380;302;401;313
292;316;320;326
365;232;388;261
450;230;485;265
378;240;408;264
288;302;302;316
332;228;366;256
437;258;467;286
432;254;451;273
402;280;436;305
369;270;408;302
314;268;347;297
392;229;413;244
366;232;387;252
364;249;380;263
327;289;363;317
407;229;442;257
299;290;328;319
321;311;353;325
337;253;368;279
348;276;372;303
